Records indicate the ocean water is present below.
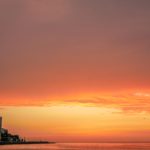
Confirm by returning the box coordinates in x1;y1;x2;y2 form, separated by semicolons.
0;143;150;150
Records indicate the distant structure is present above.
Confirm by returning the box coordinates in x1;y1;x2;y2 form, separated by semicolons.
0;117;2;141
0;116;53;145
0;116;22;143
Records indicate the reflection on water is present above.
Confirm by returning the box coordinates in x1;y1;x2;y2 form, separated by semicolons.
0;143;150;150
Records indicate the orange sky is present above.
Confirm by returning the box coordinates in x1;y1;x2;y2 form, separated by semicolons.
0;0;150;142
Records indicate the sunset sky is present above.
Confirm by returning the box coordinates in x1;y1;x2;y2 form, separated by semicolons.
0;0;150;142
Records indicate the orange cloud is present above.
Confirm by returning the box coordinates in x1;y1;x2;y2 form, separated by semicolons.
62;94;150;113
1;92;150;113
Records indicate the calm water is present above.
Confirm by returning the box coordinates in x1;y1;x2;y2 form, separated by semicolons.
0;143;150;150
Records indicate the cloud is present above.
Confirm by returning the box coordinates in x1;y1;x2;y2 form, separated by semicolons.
0;92;150;114
57;93;150;113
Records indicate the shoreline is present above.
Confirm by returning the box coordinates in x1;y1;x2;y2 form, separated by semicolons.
0;141;55;145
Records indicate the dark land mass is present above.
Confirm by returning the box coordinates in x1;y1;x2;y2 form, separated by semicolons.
0;141;55;145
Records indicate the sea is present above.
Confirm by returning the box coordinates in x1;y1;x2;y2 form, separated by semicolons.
0;143;150;150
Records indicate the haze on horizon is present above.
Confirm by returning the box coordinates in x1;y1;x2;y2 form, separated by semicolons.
0;0;150;142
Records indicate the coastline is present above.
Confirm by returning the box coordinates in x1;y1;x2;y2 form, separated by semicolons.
0;141;55;145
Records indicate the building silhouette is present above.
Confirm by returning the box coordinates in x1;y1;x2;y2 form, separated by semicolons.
0;116;22;143
0;117;2;141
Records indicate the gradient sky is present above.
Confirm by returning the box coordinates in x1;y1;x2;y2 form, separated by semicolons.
0;0;150;142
